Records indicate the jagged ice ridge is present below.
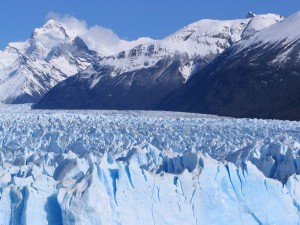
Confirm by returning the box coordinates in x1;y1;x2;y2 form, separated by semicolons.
0;105;299;224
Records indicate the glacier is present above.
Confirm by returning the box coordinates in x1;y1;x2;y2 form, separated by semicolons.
0;104;299;225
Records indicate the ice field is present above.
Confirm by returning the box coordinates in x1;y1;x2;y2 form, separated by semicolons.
0;104;299;225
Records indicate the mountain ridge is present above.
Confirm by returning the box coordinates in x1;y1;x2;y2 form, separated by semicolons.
157;11;300;121
0;20;100;103
32;13;284;110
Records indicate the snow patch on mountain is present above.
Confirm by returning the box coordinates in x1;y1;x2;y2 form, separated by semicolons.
242;13;284;39
0;20;100;103
236;11;300;54
99;18;253;78
26;19;70;59
162;18;249;56
0;56;67;103
98;13;283;80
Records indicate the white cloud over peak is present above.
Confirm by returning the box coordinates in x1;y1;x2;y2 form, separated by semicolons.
46;12;153;56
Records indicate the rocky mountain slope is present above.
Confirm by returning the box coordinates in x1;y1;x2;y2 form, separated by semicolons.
33;13;283;109
0;20;100;103
159;11;300;121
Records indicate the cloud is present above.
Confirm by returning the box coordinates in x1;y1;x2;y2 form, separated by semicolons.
46;12;130;55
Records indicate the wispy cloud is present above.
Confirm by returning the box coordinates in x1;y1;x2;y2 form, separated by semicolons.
46;12;153;55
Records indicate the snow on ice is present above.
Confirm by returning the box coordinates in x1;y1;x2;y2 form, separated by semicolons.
0;104;299;224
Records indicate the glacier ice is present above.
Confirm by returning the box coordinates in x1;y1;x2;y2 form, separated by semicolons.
0;104;299;224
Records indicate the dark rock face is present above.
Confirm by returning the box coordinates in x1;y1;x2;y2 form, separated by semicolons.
158;41;300;121
46;36;99;64
34;56;190;110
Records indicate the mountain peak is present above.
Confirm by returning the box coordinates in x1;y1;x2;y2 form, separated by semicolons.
238;11;300;51
246;11;257;18
43;19;61;28
73;36;89;52
31;19;69;40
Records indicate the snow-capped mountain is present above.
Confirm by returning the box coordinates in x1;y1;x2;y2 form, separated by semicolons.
0;20;100;103
89;12;283;79
34;13;283;109
158;11;300;121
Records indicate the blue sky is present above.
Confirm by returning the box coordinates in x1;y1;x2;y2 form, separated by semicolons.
0;0;300;48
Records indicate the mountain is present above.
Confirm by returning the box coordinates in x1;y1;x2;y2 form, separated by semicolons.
0;20;100;103
34;13;283;109
158;11;300;121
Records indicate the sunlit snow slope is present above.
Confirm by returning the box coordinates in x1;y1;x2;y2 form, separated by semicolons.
0;20;100;104
1;13;283;106
0;105;299;225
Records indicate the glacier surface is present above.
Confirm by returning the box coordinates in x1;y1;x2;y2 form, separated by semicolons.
0;104;299;225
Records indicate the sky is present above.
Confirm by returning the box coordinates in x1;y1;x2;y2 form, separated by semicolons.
0;0;300;49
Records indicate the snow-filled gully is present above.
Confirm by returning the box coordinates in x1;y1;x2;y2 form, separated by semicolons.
0;107;299;225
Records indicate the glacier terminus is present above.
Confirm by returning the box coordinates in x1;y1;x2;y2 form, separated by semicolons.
0;105;299;225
